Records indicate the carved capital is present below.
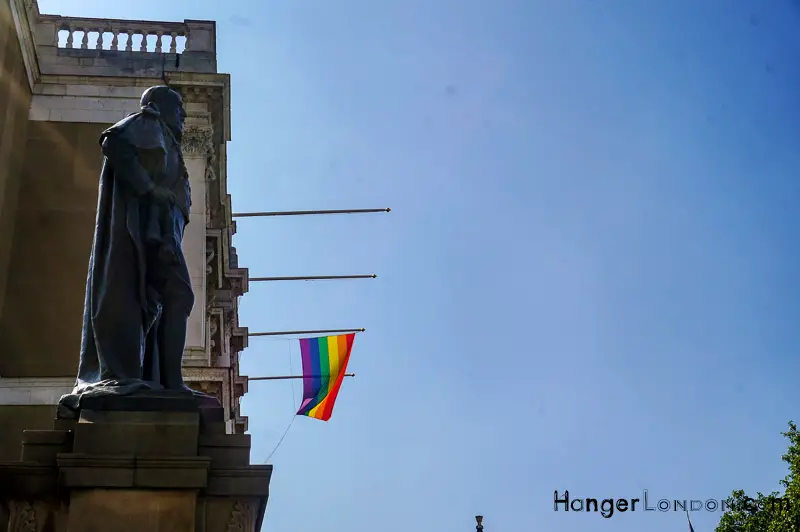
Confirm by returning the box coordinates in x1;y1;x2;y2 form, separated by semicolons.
182;125;213;158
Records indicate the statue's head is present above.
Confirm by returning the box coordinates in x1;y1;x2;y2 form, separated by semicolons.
140;85;186;140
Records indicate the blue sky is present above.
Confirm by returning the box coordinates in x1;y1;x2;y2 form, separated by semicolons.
44;0;800;530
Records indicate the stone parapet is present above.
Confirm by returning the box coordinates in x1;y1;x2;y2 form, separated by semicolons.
34;16;217;77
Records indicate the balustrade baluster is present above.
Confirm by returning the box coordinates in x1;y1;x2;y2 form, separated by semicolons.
111;31;119;51
139;30;148;52
169;32;177;53
80;29;88;49
95;30;104;49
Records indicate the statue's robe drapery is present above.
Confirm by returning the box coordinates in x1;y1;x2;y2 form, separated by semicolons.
62;108;192;409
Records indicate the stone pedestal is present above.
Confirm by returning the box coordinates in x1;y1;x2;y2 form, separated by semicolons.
0;392;271;531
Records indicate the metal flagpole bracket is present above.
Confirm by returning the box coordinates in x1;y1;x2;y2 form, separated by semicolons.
232;208;391;218
249;373;355;381
250;274;376;282
248;328;365;337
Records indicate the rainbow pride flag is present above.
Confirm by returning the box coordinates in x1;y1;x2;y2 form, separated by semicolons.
296;333;355;421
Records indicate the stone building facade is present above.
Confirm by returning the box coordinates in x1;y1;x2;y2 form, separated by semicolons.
0;0;250;461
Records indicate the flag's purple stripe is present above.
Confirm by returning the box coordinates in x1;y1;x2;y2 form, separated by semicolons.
298;337;324;415
299;338;314;403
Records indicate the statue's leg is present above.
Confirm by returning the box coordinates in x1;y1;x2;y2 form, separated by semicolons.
91;225;147;383
153;255;194;390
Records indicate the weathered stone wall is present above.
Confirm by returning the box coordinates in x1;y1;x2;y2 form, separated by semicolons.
0;0;33;325
0;120;106;378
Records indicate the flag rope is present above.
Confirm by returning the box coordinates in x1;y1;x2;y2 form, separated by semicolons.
261;341;300;464
264;414;296;463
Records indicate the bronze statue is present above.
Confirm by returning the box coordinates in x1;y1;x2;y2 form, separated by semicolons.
59;86;198;414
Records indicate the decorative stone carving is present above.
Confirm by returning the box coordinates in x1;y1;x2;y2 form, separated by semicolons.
180;86;218;104
7;501;35;532
206;202;221;229
206;293;218;318
182;125;213;158
226;501;253;532
206;247;215;275
205;146;217;181
228;277;244;297
206;235;220;285
189;381;222;403
223;326;233;358
208;314;219;352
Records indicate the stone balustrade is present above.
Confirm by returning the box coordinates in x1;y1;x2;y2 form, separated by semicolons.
57;17;187;53
36;16;217;55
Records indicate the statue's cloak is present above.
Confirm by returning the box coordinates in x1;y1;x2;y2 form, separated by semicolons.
64;107;190;409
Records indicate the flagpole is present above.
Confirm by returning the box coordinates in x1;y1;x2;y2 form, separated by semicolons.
232;208;390;218
250;274;376;282
249;373;355;381
248;328;365;337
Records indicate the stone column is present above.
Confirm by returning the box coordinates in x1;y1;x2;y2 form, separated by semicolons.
181;125;213;364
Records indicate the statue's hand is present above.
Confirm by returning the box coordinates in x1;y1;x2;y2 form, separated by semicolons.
150;186;176;205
